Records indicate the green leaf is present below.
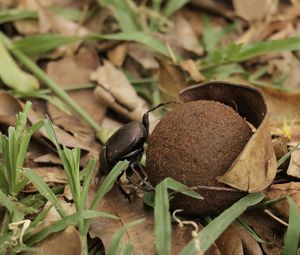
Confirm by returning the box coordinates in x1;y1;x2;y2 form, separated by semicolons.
283;197;300;255
162;0;189;17
0;9;36;24
13;34;81;55
49;6;82;21
180;192;265;254
107;219;145;255
97;0;139;32
231;37;300;62
0;37;39;93
25;210;118;246
155;178;202;255
0;189;24;221
23;168;67;218
202;63;245;80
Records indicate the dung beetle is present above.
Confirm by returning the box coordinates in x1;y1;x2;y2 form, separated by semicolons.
98;102;174;191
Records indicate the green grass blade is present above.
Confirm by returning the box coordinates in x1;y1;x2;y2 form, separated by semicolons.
283;197;300;255
107;219;145;255
155;179;171;255
180;192;265;254
0;190;24;221
79;159;96;210
154;178;202;255
162;0;189;17
83;160;129;235
231;37;300;62
0;37;39;93
0;8;37;24
13;34;81;55
97;0;139;32
23;168;66;218
25;210;118;246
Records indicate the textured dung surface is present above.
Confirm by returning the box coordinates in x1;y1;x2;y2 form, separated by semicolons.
146;100;252;215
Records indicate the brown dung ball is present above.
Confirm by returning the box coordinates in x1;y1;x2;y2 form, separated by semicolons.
146;100;253;215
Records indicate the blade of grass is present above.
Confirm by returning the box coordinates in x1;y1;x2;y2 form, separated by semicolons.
162;0;189;18
0;32;108;143
283;197;300;255
0;9;36;24
25;210;118;246
180;192;265;254
97;0;139;32
23;168;66;218
0;35;39;93
107;219;145;255
154;178;202;255
82;160;129;235
0;190;24;221
13;34;81;55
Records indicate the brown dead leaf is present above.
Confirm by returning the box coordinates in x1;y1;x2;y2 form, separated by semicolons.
32;167;67;184
266;182;300;218
159;60;187;102
180;82;277;192
0;92;22;116
44;198;76;222
127;43;159;70
180;59;205;82
88;185;156;254
233;0;278;22
287;147;300;178
170;12;203;56
29;225;82;255
91;60;155;122
107;44;127;67
34;153;61;165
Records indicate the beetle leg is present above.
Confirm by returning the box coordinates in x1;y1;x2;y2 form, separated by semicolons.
126;164;154;191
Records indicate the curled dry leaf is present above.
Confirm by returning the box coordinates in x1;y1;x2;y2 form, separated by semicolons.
32;167;67;184
0;91;22;116
26;225;82;255
266;182;300;218
91;60;155;123
180;81;276;192
158;60;187;102
170;12;204;56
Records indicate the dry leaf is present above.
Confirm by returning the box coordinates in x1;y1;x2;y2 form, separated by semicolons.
44;198;76;222
266;182;300;218
287;147;300;178
233;0;278;22
28;225;82;255
180;81;277;192
107;44;127;67
170;12;203;56
159;60;187;102
88;185;156;254
91;60;154;122
127;43;159;70
180;59;205;82
0;92;22;116
34;153;61;165
32;167;67;184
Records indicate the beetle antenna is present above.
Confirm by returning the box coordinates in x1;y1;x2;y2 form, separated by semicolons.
142;101;178;130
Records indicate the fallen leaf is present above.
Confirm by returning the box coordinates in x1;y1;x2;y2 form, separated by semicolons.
180;59;205;82
287;147;300;178
0;92;22;116
170;12;203;56
159;60;187;102
88;185;156;254
127;43;159;70
44;198;76;222
233;0;278;22
33;153;61;165
29;225;82;255
180;82;277;192
266;182;300;218
91;60;154;122
32;167;67;184
107;43;127;67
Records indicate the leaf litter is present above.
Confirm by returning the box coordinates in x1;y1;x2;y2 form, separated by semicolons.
0;0;300;254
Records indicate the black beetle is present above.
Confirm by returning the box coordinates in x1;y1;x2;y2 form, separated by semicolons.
98;102;173;191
